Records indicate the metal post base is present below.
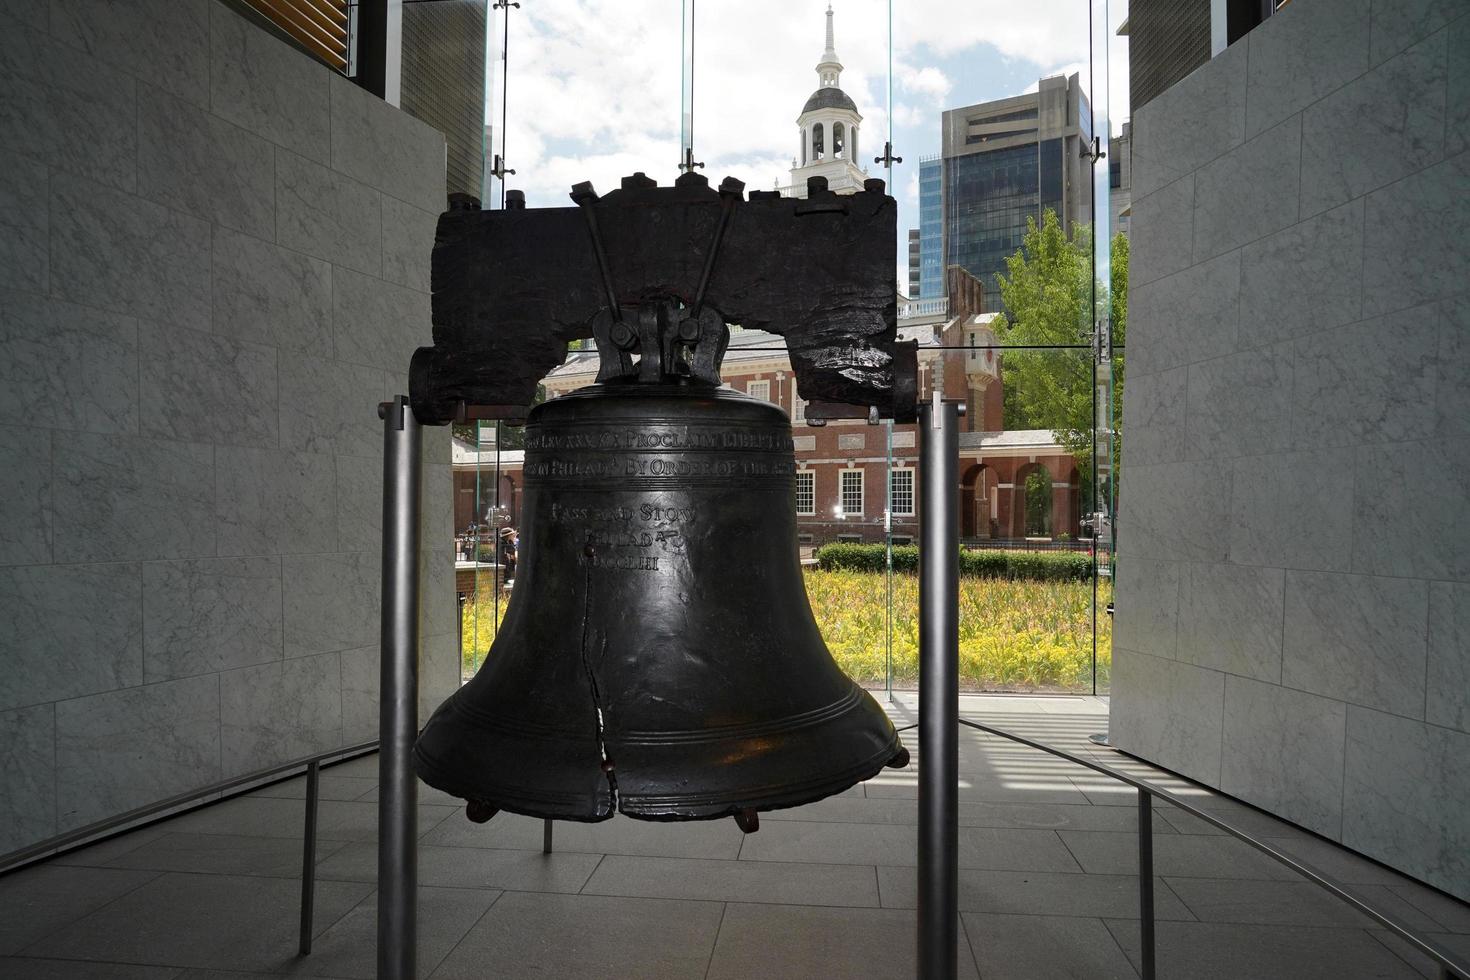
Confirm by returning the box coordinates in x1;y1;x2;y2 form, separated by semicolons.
377;396;421;980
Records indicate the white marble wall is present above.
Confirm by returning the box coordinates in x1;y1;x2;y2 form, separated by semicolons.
0;0;456;857
1112;0;1470;900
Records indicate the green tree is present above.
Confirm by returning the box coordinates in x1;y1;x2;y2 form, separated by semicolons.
992;210;1127;508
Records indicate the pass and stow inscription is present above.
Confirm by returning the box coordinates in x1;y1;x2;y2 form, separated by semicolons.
552;502;698;574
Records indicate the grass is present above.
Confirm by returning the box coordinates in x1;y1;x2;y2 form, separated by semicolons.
461;569;1112;692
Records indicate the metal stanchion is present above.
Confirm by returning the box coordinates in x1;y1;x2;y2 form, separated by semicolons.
1138;788;1156;980
918;391;959;980
299;759;320;955
377;396;421;980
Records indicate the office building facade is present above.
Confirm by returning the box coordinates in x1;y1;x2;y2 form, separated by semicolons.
916;155;942;298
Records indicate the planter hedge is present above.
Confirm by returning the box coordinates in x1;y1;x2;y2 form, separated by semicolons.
814;542;1091;582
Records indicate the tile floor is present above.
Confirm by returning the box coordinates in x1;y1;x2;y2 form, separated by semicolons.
3;694;1468;979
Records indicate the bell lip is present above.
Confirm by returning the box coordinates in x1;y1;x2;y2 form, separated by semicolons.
412;734;906;825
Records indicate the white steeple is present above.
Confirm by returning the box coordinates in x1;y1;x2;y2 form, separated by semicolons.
787;3;866;198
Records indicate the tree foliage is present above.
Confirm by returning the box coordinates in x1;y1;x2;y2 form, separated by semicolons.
992;210;1128;504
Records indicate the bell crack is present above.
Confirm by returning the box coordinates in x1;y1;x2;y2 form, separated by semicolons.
579;553;619;810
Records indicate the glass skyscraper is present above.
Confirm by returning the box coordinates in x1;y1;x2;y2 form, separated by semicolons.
917;156;942;299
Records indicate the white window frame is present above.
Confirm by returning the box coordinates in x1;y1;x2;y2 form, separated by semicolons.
746;379;770;401
792;393;807;425
839;468;864;517
794;469;815;516
890;467;915;517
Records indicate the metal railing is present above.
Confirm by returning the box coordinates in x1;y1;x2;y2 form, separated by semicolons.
898;296;950;320
0;739;377;956
955;719;1470;980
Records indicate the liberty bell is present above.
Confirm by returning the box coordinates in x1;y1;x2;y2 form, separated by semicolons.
410;173;916;829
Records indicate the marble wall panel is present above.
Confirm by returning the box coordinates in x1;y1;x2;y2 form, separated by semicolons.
1118;366;1185;467
0;426;51;566
420;548;456;640
55;674;221;831
1178;562;1285;684
278;356;384;457
335;453;384;555
381;195;438;292
1344;706;1470;898
1221;676;1346;838
333;267;431;372
424;465;455;549
1368;0;1465;65
1126;249;1239;377
211;227;332;356
1291;309;1438;450
1449;14;1470;156
137;84;275;241
274;149;383;277
53;432;215;562
0;151;48;293
1238;200;1363;348
339;645;380;743
0;291;139;435
1117;460;1233;564
1185;343;1294;460
1427;582;1470;734
1438;296;1470;440
1130;40;1246;200
50;175;211;329
1128;175;1195;288
1112;557;1179;660
1193;116;1302;261
216;447;336;557
0;18;136;192
1362;150;1470;317
1110;649;1225;784
329;73;447;215
1227;448;1354;572
1300;30;1447;218
418;631;459;721
0;563;142;712
50;0;209;105
139;322;279;449
1352;438;1470;582
142;557;283;682
0;703;55;853
1283;570;1428;718
220;652;342;775
282;553;378;658
1244;0;1371;138
208;3;329;163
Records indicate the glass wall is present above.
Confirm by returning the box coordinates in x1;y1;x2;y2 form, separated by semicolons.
461;0;1125;698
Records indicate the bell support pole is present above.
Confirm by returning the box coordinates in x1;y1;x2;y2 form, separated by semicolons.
378;396;421;980
918;391;960;980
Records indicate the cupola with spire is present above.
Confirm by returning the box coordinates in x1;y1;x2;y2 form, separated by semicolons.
786;4;866;197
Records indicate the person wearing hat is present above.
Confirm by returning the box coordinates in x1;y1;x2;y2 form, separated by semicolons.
498;526;518;586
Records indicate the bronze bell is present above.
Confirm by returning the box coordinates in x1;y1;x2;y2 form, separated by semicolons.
414;351;908;825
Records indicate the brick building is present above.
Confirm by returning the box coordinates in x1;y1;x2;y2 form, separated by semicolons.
453;305;1081;549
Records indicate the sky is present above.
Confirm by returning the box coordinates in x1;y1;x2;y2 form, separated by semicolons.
485;0;1131;287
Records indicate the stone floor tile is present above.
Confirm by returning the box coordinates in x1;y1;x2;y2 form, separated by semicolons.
1387;883;1470;933
323;755;379;778
277;885;499;978
581;855;880;907
962;912;1139;979
1368;929;1470;979
762;795;1152;832
1264;835;1439;888
1164;877;1444;930
1154;800;1314;840
423;810;744;859
429;892;723;980
357;778;468;808
705;902;979;980
245;774;378;802
161;797;457;843
1104;918;1423;979
862;772;1094;806
0;865;161;955
739;820;1082;872
315;840;602;892
0;958;183;979
100;832;352;878
1058;829;1299;880
877;866;1195;920
22;872;373;972
50;827;172;867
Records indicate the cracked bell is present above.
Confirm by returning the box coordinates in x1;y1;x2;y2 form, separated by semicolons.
413;378;908;824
